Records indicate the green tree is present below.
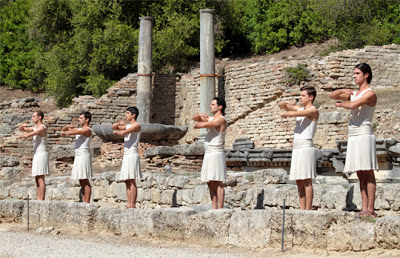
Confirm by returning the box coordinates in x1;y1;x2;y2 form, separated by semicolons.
0;0;44;91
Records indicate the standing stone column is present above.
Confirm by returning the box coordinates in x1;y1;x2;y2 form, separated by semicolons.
137;16;154;124
199;9;216;141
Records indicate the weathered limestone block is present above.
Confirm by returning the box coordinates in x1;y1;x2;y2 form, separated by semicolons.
313;185;347;210
0;124;12;134
192;185;210;204
49;145;75;160
151;187;161;203
116;183;127;201
0;180;12;197
91;186;105;201
94;207;122;234
65;187;80;200
21;201;98;231
167;175;189;189
47;186;64;200
0;167;22;179
118;208;156;237
318;112;350;124
253;168;288;184
244;188;265;209
176;189;193;205
283;210;351;249
347;183;400;211
228;210;272;248
141;173;154;189
151;207;196;240
187;209;232;245
375;216;400;249
0;155;19;167
263;185;298;208
375;184;400;210
0;199;24;222
160;189;175;205
137;188;151;202
393;190;400;211
106;182;119;198
327;221;375;251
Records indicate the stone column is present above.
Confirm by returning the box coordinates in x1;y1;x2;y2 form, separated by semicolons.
137;16;154;124
199;9;215;141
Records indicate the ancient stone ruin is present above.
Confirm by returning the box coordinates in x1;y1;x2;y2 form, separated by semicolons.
0;11;399;252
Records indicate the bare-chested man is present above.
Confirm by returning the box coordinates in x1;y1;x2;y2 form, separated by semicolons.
193;97;227;209
18;111;49;200
61;111;93;203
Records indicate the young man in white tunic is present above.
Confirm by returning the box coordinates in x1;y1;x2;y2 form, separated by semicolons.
329;63;378;218
193;97;227;209
18;111;49;200
112;107;142;208
61;111;93;203
278;86;319;210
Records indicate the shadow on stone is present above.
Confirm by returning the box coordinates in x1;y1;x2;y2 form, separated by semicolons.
344;185;356;211
171;189;178;207
255;189;265;209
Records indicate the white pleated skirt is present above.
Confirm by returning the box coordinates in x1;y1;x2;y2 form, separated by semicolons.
120;148;142;181
32;151;50;176
71;149;92;180
289;139;317;180
201;150;227;182
343;126;378;173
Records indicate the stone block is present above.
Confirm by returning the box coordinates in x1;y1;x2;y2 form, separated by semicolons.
116;183;127;201
92;186;105;201
192;185;209;204
176;189;193;205
228;210;272;248
0;155;19;167
254;168;288;184
0;167;22;179
167;175;189;189
151;207;196;240
327;221;375;251
375;215;400;249
106;182;118;198
187;209;232;245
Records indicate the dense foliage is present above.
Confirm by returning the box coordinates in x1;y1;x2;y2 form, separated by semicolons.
1;0;399;106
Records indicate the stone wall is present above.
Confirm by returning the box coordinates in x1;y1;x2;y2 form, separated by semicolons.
2;169;400;212
1;44;399;177
1;199;399;251
177;44;400;149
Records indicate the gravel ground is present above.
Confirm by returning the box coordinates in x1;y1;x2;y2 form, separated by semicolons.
0;226;262;258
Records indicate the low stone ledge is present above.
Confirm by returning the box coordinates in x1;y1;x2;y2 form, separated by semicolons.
1;199;399;251
2;173;400;211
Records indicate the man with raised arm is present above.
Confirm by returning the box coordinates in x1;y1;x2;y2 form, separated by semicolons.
18;111;49;200
329;63;378;218
193;97;228;209
61;111;93;203
112;107;142;208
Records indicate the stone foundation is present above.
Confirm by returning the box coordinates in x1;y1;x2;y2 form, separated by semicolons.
0;199;399;251
2;170;400;212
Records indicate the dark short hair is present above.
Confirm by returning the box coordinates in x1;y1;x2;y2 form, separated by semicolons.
34;110;44;120
300;86;317;101
127;107;139;119
213;97;226;115
354;63;373;84
80;111;92;123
